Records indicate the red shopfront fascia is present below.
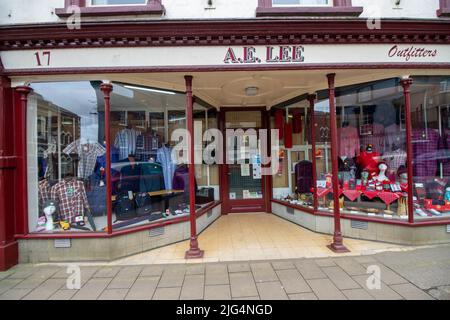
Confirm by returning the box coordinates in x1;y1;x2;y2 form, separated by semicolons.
1;18;450;270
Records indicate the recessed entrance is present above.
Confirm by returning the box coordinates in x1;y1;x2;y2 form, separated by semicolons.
221;108;268;214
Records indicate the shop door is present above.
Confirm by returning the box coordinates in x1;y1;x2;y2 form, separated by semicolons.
222;109;267;214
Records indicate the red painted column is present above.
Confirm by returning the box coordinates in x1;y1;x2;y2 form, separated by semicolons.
308;94;319;211
326;74;349;253
100;83;113;234
400;77;415;224
185;75;204;259
15;86;33;238
0;76;18;271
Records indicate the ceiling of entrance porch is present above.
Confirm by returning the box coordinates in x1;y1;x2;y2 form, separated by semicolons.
16;68;450;109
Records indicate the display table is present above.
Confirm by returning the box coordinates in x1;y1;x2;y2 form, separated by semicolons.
111;189;184;201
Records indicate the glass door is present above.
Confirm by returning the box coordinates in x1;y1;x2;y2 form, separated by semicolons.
223;110;266;213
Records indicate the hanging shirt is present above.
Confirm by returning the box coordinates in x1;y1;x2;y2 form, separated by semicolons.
50;179;90;223
157;145;176;190
438;129;450;177
38;179;52;211
412;128;440;178
63;140;106;179
114;128;141;161
135;131;158;162
338;126;360;158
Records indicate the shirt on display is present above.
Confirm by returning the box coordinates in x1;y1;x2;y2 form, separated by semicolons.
157;145;176;190
384;123;406;152
338;126;360;158
412;128;439;178
63;140;106;179
135;131;159;162
140;162;165;192
50;178;90;223
114;128;142;160
382;149;407;174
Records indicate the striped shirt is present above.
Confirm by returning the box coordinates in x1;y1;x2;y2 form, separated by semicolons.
114;128;141;160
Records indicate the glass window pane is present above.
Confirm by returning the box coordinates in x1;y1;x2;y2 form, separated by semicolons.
334;78;408;220
110;83;192;231
411;76;450;220
28;81;106;233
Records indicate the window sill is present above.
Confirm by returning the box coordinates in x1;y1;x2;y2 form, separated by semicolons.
437;8;450;17
256;6;363;17
55;4;164;18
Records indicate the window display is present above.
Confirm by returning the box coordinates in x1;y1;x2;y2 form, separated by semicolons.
28;81;106;233
334;79;409;219
411;76;450;220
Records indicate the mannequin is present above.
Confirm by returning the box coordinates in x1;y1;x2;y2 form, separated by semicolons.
43;200;57;231
374;162;390;183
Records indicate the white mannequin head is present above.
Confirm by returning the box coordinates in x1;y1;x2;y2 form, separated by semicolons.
43;200;57;231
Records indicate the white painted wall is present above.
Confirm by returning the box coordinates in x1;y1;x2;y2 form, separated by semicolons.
0;0;444;26
355;0;440;19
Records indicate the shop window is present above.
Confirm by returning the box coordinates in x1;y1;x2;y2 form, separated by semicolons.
410;76;450;220
272;102;315;210
333;79;409;220
314;98;333;212
55;0;164;17
256;0;363;17
28;81;107;233
437;0;450;17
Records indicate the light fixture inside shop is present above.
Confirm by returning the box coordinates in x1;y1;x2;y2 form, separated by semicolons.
124;85;176;95
245;86;259;96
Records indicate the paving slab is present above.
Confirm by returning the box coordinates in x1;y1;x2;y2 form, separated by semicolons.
0;278;25;295
158;266;186;288
125;276;159;300
98;289;129;300
22;278;66;300
152;287;181;300
361;263;408;286
352;275;403;300
342;288;374;300
288;292;318;300
428;286;450;300
229;272;258;298
94;266;122;278
227;263;250;273
180;274;205;300
251;263;278;283
204;285;231;300
294;260;326;280
14;267;59;289
390;283;434;300
321;266;361;290
314;258;336;267
71;278;112;300
333;258;367;276
271;261;296;270
0;288;32;300
48;289;77;300
276;269;311;294
107;266;142;289
205;264;229;285
256;281;288;300
140;265;164;277
306;278;347;300
186;264;206;275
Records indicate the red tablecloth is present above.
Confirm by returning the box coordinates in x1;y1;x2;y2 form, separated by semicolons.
362;190;379;200
377;191;400;205
316;188;331;198
342;190;360;201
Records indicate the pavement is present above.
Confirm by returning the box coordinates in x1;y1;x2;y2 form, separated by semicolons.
0;244;449;300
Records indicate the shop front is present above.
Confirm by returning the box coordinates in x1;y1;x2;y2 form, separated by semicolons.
1;19;450;270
